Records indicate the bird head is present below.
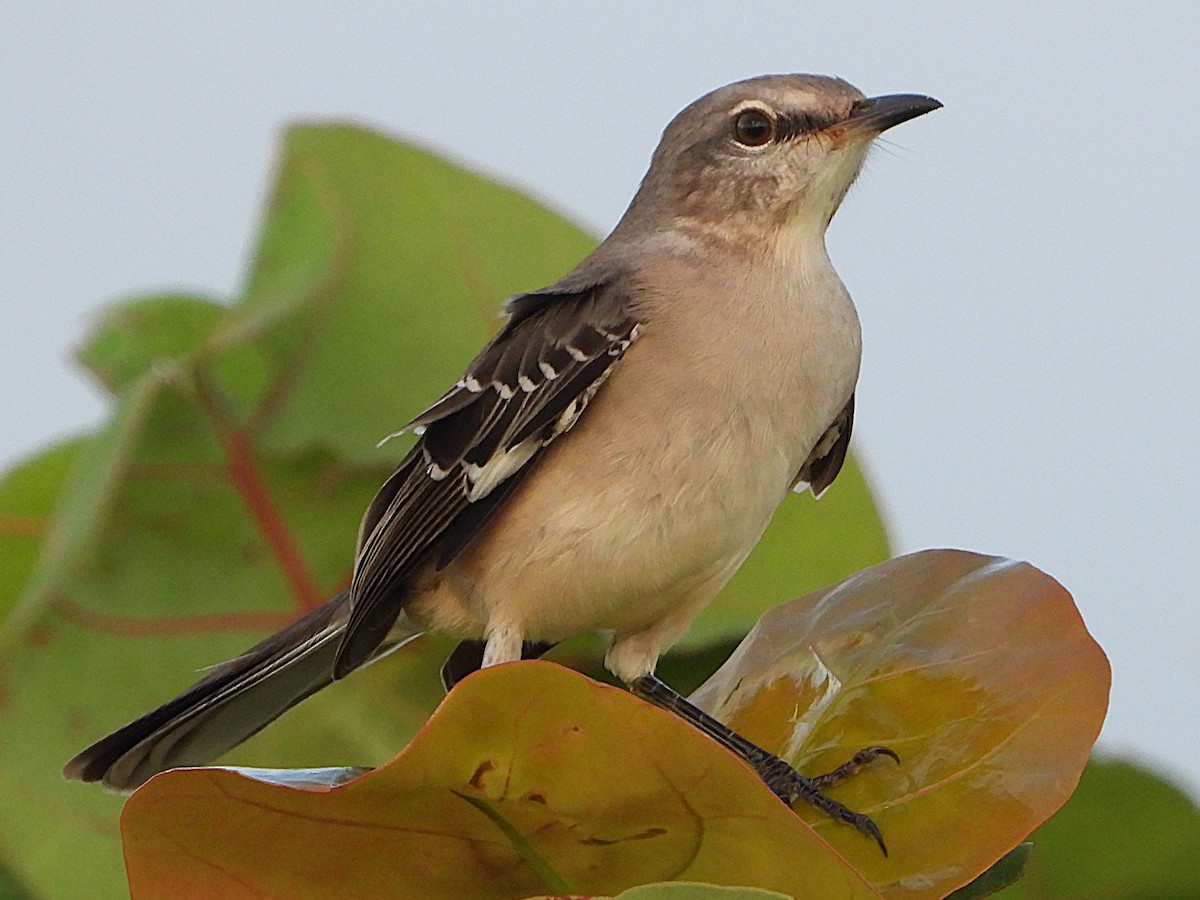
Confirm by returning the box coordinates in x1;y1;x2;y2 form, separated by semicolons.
624;74;941;248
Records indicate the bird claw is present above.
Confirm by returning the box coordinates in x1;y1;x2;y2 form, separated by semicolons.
809;745;900;789
756;746;898;856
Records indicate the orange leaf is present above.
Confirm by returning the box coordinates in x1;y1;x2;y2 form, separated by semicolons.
122;662;879;899
691;549;1110;897
120;550;1107;898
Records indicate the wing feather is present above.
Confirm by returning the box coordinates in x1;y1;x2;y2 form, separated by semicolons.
793;393;854;498
333;274;641;676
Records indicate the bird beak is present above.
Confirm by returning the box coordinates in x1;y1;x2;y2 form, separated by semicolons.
842;94;942;136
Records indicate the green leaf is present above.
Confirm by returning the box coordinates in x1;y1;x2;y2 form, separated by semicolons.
0;438;82;620
947;844;1032;899
0;437;137;898
119;552;1105;899
76;293;225;394
0;121;889;897
0;859;35;900
695;454;888;647
241;123;602;466
997;759;1200;898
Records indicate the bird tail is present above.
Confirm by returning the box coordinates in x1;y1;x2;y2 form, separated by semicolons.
63;590;419;791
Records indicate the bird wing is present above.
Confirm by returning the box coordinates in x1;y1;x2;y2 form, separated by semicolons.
64;591;352;789
334;273;642;676
793;393;854;498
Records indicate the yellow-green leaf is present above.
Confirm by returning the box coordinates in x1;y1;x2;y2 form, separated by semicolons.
1002;758;1200;897
119;551;1106;899
691;550;1110;898
122;663;880;900
0;121;888;897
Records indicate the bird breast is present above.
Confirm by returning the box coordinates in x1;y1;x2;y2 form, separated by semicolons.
419;247;861;644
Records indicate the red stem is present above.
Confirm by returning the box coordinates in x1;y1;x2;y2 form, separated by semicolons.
196;380;325;614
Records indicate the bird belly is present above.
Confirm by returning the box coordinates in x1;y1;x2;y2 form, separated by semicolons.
411;381;810;648
406;270;860;662
435;449;778;644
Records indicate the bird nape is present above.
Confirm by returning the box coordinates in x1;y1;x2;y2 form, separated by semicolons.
64;74;940;856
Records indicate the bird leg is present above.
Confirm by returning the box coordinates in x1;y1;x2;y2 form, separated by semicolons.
441;639;557;691
629;674;896;855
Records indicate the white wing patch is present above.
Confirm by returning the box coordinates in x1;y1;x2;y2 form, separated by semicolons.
345;276;643;670
465;440;540;501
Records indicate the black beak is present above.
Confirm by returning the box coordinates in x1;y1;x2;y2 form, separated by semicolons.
846;93;942;134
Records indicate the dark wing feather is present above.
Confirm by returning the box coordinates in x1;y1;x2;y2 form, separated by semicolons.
333;274;641;677
64;593;348;788
795;393;854;498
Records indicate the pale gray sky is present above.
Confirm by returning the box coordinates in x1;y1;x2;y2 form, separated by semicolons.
4;4;1198;794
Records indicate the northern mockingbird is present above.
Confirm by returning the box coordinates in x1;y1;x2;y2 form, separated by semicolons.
65;74;940;853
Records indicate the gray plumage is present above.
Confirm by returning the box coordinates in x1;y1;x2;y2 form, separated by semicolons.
65;74;940;802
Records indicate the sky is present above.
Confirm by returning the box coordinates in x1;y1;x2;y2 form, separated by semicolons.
4;4;1198;796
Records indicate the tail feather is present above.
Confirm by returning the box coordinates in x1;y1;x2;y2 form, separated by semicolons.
63;591;418;791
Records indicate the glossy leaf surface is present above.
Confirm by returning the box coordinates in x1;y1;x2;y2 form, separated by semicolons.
0;122;888;898
526;885;790;899
121;551;1107;898
122;663;880;900
690;550;1110;898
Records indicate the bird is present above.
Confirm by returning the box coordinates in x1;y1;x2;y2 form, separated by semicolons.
65;73;940;853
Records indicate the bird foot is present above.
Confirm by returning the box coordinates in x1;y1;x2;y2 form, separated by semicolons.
756;746;899;856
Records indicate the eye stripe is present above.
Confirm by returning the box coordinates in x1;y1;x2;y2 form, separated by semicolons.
731;104;838;146
777;111;837;140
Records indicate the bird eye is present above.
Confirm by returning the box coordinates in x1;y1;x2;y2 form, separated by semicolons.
733;108;776;147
